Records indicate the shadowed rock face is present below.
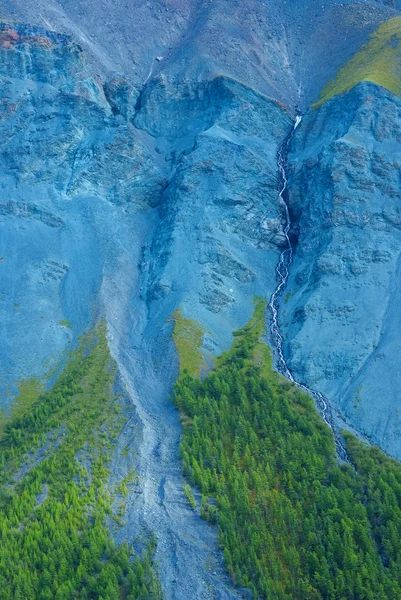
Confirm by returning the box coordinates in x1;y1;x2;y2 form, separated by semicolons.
285;82;401;457
134;77;292;351
0;20;293;396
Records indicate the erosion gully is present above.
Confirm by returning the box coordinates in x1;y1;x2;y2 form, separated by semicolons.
268;115;350;464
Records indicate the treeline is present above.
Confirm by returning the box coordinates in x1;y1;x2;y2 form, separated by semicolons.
173;298;401;599
0;324;161;600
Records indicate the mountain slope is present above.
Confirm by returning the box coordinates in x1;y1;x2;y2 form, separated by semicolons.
3;2;401;598
284;82;401;458
314;16;401;107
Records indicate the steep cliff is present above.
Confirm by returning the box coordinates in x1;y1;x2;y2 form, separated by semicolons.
283;82;401;457
0;22;165;401
281;11;401;458
3;1;401;598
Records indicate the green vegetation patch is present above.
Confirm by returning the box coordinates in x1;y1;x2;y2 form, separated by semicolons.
215;296;268;369
0;322;161;600
173;298;401;599
315;16;401;107
183;484;197;510
0;379;44;439
60;319;72;328
171;309;206;377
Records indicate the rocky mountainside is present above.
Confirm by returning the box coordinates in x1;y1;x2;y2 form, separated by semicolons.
3;0;401;597
285;81;401;459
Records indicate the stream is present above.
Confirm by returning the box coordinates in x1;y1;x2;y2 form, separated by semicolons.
268;115;350;463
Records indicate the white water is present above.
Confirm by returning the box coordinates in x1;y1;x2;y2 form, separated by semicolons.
144;58;154;85
268;116;349;463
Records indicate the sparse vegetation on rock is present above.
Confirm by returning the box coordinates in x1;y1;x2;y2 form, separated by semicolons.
315;17;401;107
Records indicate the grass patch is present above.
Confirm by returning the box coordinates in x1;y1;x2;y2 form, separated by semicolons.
11;378;44;420
183;484;197;510
0;378;44;439
117;470;139;499
314;16;401;107
171;309;206;377
215;296;270;374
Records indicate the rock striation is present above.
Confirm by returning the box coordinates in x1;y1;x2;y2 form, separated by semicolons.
0;21;165;398
284;82;401;458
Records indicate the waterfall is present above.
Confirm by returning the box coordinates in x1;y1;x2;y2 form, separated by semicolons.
268;116;350;463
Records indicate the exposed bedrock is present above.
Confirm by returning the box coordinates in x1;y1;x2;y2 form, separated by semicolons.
0;17;294;393
6;3;401;594
0;23;165;399
283;81;401;458
0;0;398;114
0;20;294;598
134;76;292;357
103;80;292;599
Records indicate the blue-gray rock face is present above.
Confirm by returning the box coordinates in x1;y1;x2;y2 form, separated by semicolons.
0;23;165;398
284;82;401;458
0;0;397;112
0;19;293;393
0;20;293;599
134;76;292;355
4;1;401;597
